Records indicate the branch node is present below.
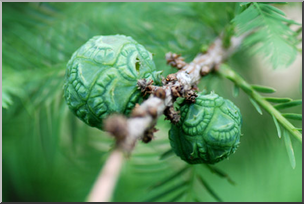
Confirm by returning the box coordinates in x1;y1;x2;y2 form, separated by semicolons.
137;79;154;96
131;103;147;118
200;65;211;76
171;85;183;99
142;126;158;143
103;114;129;145
153;88;166;100
164;106;181;124
166;52;188;69
165;73;178;84
184;89;198;103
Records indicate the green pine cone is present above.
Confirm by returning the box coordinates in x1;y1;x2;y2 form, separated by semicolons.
169;92;242;164
64;35;162;129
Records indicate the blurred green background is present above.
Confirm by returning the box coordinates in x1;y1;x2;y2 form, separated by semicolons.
2;2;302;202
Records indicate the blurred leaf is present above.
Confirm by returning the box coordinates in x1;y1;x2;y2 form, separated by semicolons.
240;2;251;7
233;84;240;97
150;166;189;190
159;149;174;160
232;2;301;68
197;174;223;202
2;67;27;109
205;164;236;185
190;2;237;35
2;92;13;109
283;129;296;169
264;97;292;103
167;189;186;202
251;84;276;93
145;181;188;202
249;97;263;115
272;115;282;139
274;100;302;110
282;113;302;120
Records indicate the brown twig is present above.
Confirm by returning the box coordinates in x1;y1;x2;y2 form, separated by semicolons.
86;35;245;202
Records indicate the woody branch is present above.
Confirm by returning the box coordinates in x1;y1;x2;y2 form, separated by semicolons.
105;36;245;151
87;35;245;202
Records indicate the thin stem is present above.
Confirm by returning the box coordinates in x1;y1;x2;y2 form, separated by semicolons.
217;64;302;143
86;149;125;202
